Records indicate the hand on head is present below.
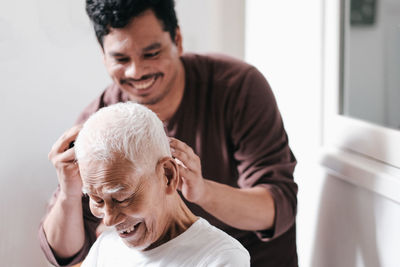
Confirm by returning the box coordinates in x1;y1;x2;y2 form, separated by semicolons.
48;124;83;198
169;137;206;204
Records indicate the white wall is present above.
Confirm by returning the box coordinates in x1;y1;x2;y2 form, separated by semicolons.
0;1;244;266
176;0;245;59
246;1;400;267
0;1;109;266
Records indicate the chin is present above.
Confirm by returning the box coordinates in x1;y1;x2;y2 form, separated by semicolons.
137;96;165;106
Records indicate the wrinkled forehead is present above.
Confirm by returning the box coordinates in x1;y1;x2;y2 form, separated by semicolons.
79;158;141;194
82;183;132;196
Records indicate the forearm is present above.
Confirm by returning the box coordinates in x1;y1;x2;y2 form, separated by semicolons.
43;192;85;259
169;138;276;231
197;180;275;231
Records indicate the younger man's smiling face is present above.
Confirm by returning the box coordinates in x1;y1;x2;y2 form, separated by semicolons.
102;8;183;106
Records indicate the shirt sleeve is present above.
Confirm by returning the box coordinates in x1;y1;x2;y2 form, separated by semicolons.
229;67;298;241
38;186;101;266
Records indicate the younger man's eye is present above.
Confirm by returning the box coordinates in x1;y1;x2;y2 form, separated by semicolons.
116;57;129;63
144;51;160;59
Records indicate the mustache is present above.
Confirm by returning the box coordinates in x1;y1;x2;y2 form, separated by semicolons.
120;73;162;84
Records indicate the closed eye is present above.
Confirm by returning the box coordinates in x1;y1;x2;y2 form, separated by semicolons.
113;198;129;204
89;195;104;205
144;51;160;59
113;192;135;205
92;198;104;205
115;57;129;63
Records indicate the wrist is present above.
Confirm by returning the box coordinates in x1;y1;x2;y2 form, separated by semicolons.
194;179;212;207
59;182;83;198
57;190;83;207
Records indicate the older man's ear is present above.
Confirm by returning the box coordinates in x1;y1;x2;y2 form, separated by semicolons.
158;157;180;194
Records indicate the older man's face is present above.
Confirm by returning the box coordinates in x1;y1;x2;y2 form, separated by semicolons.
80;158;168;250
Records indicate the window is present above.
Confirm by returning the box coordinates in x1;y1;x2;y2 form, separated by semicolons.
322;0;400;203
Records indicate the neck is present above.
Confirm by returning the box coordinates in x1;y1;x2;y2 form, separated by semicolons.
146;194;197;250
146;59;185;122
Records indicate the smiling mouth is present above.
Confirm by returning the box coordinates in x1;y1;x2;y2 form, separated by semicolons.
122;74;161;91
118;222;142;237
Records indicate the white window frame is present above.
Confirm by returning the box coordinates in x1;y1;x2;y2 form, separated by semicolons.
322;0;400;203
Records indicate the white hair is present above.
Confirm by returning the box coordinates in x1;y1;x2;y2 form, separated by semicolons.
75;102;171;174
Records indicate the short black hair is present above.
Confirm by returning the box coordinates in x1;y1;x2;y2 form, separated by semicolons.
86;0;179;46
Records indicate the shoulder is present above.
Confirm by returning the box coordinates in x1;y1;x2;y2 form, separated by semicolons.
181;53;270;111
80;230;113;267
181;53;259;84
182;53;252;70
195;218;247;249
192;219;250;265
201;249;250;267
89;230;128;263
92;230;126;258
167;218;249;266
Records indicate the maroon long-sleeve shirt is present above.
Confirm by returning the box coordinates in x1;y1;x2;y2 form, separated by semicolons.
39;53;298;267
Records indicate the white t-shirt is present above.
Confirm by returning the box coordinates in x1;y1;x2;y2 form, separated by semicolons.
81;217;250;267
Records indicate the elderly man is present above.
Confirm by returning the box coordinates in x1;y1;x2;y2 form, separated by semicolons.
40;0;298;266
74;102;250;266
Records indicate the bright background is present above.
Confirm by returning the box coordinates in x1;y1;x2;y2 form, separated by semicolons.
1;1;399;266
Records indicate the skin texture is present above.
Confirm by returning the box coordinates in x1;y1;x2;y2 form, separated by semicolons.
80;156;197;251
102;9;185;122
43;8;276;260
43;125;85;258
169;137;275;231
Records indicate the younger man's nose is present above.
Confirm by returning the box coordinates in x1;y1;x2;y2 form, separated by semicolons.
124;62;144;79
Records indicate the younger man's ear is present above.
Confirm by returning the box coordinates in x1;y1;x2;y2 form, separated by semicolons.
174;27;183;55
158;157;179;194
